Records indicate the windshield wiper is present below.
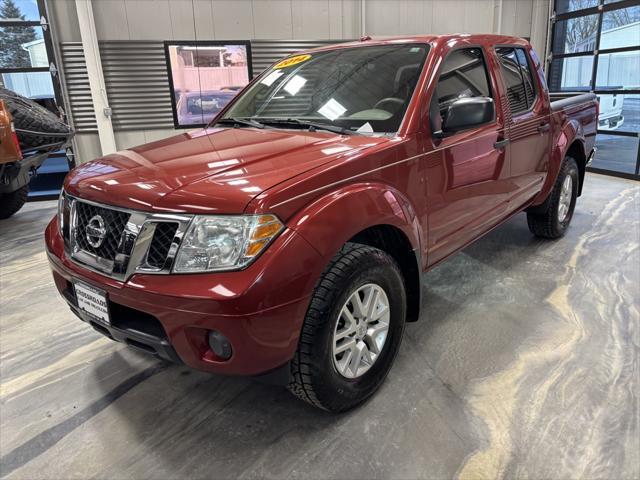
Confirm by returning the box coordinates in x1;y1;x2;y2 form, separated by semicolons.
258;118;355;135
216;117;266;129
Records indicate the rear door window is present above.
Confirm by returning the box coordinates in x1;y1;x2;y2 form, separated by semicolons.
515;49;537;107
495;47;538;115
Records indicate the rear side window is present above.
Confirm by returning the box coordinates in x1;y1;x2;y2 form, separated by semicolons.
435;48;492;118
495;47;538;115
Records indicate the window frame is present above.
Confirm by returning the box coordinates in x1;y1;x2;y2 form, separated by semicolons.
494;45;540;117
549;0;640;179
430;44;497;134
164;40;253;129
0;0;74;193
0;0;64;101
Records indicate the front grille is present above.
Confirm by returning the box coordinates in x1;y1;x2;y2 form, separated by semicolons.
74;201;130;260
65;196;192;281
146;222;178;269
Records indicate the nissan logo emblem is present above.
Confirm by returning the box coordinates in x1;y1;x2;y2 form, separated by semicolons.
85;214;107;248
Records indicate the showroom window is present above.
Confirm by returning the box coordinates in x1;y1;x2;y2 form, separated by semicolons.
549;0;640;178
0;0;71;196
0;0;62;102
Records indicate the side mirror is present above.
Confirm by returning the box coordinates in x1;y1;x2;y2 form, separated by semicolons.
437;97;494;135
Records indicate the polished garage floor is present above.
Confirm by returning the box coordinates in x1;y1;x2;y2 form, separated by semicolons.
1;173;638;479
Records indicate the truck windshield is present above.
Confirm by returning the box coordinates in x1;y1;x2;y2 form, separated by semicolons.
217;44;429;135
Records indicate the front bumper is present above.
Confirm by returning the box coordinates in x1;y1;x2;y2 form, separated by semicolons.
45;217;324;377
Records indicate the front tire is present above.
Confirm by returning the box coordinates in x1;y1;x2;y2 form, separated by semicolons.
527;156;579;239
288;243;406;412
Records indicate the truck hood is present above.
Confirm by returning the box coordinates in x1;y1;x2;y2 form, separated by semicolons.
65;127;390;213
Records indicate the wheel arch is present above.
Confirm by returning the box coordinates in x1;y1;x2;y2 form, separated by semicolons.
531;118;587;209
287;182;424;322
565;140;587;196
349;224;422;322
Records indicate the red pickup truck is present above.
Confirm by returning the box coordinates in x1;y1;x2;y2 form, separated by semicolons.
46;34;597;412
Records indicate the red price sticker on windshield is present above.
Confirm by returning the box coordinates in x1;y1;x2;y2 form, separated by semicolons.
274;54;311;69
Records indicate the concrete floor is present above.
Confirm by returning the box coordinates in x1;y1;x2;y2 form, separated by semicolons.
1;173;638;479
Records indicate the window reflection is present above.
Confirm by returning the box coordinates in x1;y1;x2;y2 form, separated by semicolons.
596;51;640;90
550;56;594;90
555;0;598;14
223;44;429;134
552;14;599;54
1;71;53;98
165;43;251;127
0;0;40;21
600;6;640;50
0;25;46;69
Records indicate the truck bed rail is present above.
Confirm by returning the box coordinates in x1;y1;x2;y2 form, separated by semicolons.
549;92;597;112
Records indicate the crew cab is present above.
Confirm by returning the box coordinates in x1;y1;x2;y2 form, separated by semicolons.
46;35;598;412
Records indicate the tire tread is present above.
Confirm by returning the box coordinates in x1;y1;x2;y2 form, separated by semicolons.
288;243;394;411
0;87;72;150
527;156;578;239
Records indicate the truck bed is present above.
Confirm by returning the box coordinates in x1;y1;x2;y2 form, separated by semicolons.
549;92;598;112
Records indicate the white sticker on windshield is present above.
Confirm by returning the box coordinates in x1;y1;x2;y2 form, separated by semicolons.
261;70;284;86
357;122;374;133
284;75;307;95
317;98;347;121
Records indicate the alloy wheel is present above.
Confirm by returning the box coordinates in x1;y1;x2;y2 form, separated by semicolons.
558;175;573;223
332;283;391;379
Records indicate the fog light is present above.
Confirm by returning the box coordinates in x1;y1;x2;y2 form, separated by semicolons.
207;331;232;360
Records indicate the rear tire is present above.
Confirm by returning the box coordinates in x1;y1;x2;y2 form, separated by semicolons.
288;243;406;412
527;156;579;239
0;185;29;219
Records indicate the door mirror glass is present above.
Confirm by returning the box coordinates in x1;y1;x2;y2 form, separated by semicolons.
440;96;494;134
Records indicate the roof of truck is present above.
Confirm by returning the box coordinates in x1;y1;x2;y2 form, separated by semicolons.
303;33;530;53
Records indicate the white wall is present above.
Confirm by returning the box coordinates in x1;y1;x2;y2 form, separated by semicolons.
49;0;550;162
53;0;549;48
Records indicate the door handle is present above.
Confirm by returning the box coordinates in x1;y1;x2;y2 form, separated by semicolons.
494;138;510;150
537;122;550;133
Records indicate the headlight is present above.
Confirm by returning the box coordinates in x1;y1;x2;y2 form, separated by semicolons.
173;214;284;273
